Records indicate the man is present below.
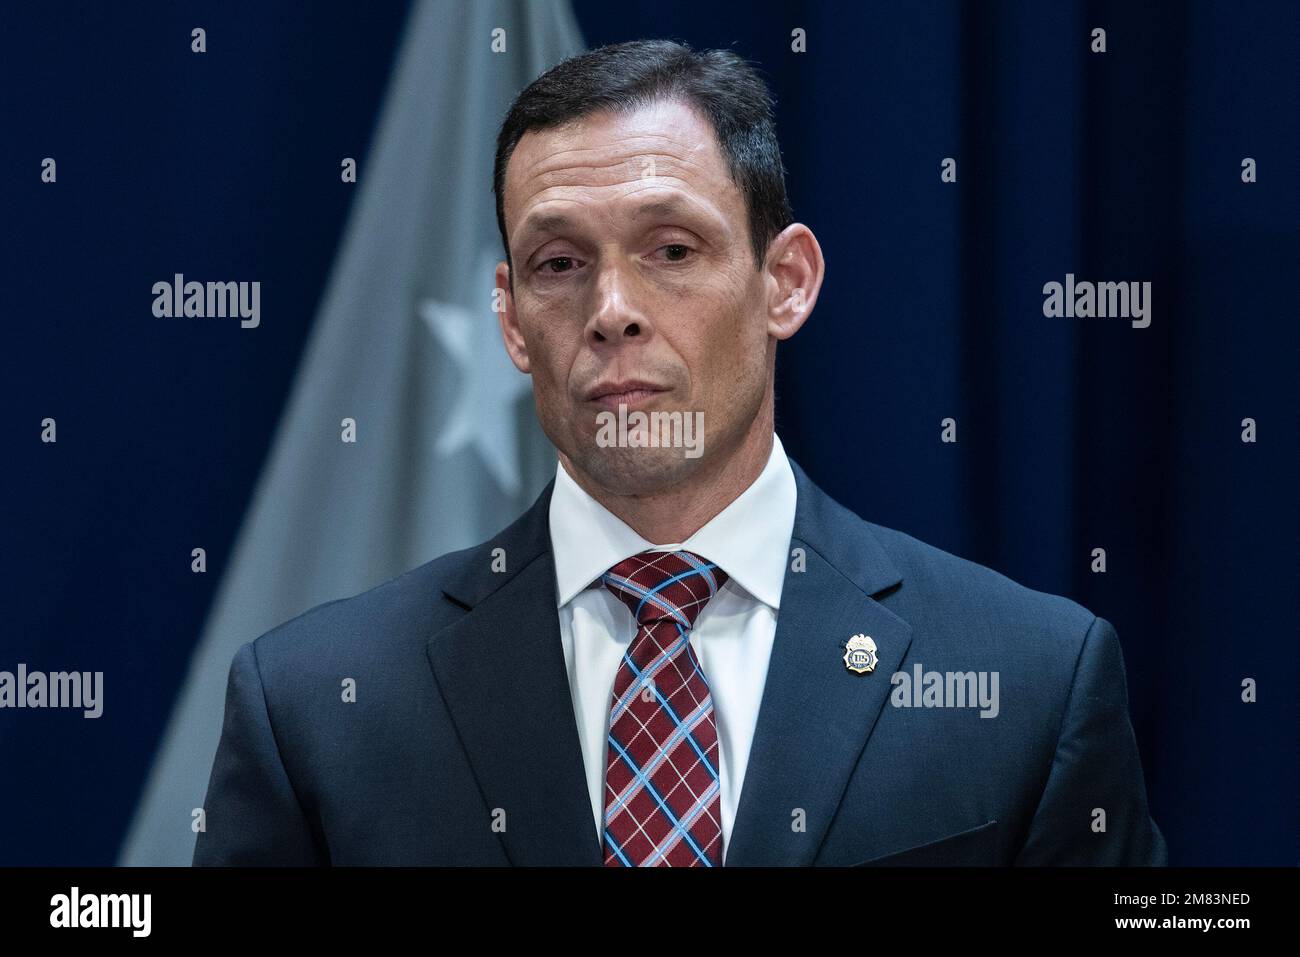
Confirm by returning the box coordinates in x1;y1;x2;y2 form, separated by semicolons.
194;39;1166;866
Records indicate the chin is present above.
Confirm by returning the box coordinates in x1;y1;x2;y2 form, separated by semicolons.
575;443;705;497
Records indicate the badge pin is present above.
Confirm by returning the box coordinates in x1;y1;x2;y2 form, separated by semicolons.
843;634;878;675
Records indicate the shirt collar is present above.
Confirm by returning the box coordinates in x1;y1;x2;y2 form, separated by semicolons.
548;432;797;610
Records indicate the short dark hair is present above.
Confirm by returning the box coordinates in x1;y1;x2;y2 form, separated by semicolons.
493;39;794;274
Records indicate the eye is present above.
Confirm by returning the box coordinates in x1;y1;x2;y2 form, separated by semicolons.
657;243;692;263
538;256;578;274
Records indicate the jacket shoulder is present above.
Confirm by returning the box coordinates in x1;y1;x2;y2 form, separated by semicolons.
243;542;480;685
862;519;1098;640
240;478;554;687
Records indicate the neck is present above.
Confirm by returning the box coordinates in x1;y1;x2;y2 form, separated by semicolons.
559;411;774;545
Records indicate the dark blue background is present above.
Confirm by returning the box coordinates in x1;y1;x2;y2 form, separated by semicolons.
3;1;1296;865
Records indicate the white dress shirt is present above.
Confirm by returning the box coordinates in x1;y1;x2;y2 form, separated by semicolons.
548;432;797;863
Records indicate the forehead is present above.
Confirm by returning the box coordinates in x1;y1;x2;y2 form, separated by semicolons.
502;97;742;248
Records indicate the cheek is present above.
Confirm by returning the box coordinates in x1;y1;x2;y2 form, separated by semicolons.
517;299;568;372
518;308;589;409
691;311;761;405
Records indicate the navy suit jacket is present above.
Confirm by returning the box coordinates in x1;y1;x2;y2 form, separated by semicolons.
193;456;1167;866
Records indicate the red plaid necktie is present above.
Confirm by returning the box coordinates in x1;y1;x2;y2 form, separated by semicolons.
599;549;729;866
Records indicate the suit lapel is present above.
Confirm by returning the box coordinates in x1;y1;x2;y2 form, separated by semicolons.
425;479;603;865
724;459;912;866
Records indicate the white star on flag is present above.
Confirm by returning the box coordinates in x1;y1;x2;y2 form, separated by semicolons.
419;248;532;495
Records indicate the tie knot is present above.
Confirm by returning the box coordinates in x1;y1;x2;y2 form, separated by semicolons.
601;549;728;629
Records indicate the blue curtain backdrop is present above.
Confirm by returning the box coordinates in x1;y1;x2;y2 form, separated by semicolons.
3;1;1296;865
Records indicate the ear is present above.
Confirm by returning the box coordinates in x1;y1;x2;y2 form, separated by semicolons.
763;223;824;341
496;259;531;373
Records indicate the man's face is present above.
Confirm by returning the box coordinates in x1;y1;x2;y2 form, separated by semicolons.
496;97;774;496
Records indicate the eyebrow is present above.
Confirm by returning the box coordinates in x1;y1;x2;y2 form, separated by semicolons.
512;212;574;261
518;212;574;240
629;197;698;220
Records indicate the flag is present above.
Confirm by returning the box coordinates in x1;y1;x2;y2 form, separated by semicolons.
119;0;585;865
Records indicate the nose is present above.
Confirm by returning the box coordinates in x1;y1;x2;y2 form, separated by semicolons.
586;259;651;348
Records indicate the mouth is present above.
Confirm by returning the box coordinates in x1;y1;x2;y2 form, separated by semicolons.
585;380;670;411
